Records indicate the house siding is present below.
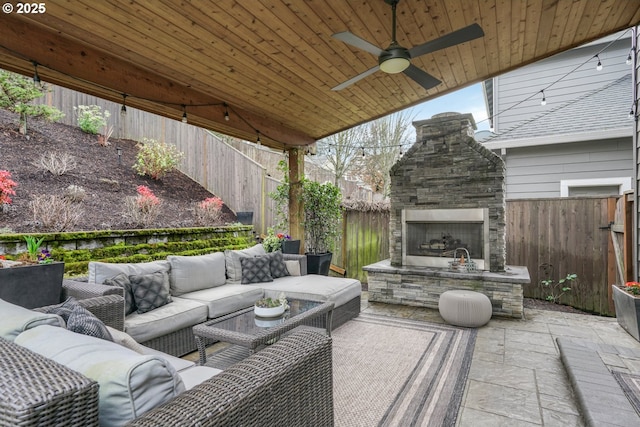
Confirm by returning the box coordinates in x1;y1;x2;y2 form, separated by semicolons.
493;36;631;133
502;138;632;199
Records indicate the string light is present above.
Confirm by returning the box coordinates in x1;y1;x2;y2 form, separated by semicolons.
32;61;40;84
627;49;633;65
361;146;365;157
223;103;230;121
181;105;187;123
256;130;261;145
595;54;602;71
630;104;636;120
540;90;546;106
120;93;127;116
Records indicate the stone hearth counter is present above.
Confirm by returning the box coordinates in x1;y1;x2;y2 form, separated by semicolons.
363;260;529;319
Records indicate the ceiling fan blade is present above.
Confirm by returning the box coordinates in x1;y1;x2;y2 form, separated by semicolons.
332;65;380;91
409;23;484;58
332;31;383;56
402;64;441;91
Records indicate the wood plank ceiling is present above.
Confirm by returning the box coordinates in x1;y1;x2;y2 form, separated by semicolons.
0;0;638;150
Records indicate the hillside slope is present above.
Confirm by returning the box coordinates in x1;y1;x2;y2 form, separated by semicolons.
0;110;235;233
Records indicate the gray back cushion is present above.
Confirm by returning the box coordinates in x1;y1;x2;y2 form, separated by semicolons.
89;260;170;285
167;252;226;296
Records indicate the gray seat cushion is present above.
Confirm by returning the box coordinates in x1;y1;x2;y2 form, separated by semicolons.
125;297;208;343
178;284;264;318
259;275;362;308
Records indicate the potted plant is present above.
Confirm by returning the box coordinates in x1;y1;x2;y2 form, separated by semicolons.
612;282;640;341
0;236;64;309
302;179;342;275
262;228;300;254
254;293;289;318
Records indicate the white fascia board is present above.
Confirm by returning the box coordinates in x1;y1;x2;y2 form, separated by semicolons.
481;128;632;150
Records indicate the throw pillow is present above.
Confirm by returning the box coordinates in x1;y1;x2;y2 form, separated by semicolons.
88;260;170;286
43;297;114;341
240;255;273;284
167;252;226;296
267;250;290;279
284;260;301;276
129;270;172;314
103;273;137;315
224;244;267;283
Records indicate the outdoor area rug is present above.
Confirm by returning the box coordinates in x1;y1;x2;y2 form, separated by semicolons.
332;313;477;427
612;371;640;415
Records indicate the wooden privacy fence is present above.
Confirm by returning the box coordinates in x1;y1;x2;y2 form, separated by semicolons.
336;197;624;316
506;197;618;316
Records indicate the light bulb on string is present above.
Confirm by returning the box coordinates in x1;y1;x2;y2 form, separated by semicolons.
120;94;127;117
256;131;261;145
627;50;633;65
181;105;187;124
540;90;546;106
361;146;365;157
595;54;602;71
32;61;40;84
223;103;229;121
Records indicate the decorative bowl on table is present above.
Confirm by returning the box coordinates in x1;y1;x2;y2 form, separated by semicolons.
254;304;286;318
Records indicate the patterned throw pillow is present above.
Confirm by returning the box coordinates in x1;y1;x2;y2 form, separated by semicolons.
129;270;172;314
43;297;114;341
240;255;273;284
104;273;137;315
267;251;290;279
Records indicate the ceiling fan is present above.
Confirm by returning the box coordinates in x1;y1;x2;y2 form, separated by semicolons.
331;0;484;91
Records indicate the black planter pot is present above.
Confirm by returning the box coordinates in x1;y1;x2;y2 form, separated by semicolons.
0;262;65;309
612;284;640;342
281;240;301;254
306;252;332;276
236;211;253;225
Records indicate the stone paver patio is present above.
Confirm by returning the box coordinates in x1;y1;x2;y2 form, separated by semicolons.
361;292;640;426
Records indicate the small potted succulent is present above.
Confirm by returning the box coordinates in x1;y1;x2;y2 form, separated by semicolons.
612;282;640;342
254;293;289;318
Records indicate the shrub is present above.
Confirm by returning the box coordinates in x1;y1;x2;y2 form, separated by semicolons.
29;194;83;231
0;70;64;135
123;185;161;227
194;196;224;225
74;105;110;135
0;170;18;205
65;184;86;202
133;138;184;180
33;152;77;175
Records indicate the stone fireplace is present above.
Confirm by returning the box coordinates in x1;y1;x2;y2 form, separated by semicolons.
363;112;529;318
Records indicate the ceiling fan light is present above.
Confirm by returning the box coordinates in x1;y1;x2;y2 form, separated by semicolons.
380;57;410;73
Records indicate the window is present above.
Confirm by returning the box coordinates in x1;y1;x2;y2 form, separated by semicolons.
560;177;632;197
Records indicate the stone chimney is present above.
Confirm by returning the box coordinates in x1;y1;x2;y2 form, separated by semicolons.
389;112;507;272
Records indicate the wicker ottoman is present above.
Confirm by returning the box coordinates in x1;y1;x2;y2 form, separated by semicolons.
438;290;492;327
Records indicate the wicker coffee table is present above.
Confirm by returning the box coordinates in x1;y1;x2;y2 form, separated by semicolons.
193;298;334;367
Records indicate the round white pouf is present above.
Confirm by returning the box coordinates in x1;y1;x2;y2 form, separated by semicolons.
438;290;492;327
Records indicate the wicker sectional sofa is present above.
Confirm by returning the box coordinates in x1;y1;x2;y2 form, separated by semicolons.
0;297;334;427
72;244;362;356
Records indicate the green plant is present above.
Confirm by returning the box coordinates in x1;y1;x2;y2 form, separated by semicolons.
23;235;45;262
268;160;291;232
262;227;291;253
302;179;342;254
622;282;640;295
133;138;184;180
540;271;577;304
255;293;288;308
0;71;64;135
74;105;110;135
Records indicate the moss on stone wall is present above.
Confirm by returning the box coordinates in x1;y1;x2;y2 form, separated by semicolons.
0;226;255;277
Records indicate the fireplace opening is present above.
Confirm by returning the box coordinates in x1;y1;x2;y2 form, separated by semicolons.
402;208;490;270
406;222;484;259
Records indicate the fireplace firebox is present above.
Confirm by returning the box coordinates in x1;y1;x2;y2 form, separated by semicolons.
402;208;489;269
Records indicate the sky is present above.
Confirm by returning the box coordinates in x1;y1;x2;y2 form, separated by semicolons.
405;83;491;141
